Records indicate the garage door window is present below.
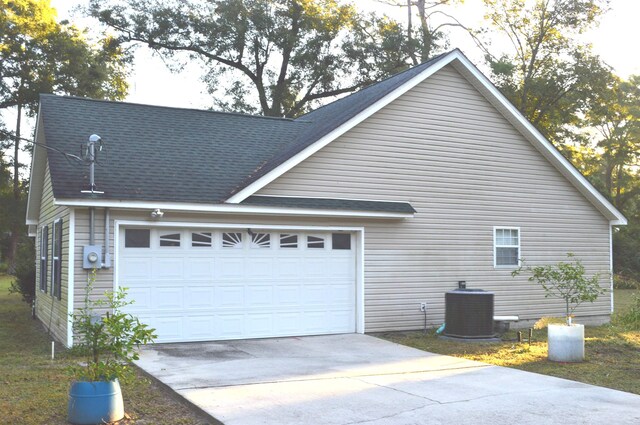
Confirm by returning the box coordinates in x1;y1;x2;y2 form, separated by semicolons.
280;234;298;248
307;235;325;249
192;232;212;247
125;229;150;248
222;232;243;248
160;233;181;247
250;232;270;248
332;233;351;250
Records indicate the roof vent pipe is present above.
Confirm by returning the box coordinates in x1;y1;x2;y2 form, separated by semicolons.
81;134;104;195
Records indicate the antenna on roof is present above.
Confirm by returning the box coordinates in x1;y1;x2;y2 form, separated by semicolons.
80;134;104;195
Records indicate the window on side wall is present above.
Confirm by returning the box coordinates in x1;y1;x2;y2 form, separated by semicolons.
40;226;48;292
51;219;63;300
494;227;520;268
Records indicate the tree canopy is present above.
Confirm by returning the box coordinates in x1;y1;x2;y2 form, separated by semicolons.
0;0;131;270
481;0;611;147
88;0;432;117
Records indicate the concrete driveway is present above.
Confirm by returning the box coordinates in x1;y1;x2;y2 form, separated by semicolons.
135;334;640;425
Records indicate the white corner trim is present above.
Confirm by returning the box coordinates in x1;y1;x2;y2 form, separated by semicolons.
225;52;459;204
66;208;75;348
54;199;414;219
357;229;365;334
609;223;614;314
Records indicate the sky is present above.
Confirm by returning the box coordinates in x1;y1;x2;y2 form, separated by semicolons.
50;0;640;110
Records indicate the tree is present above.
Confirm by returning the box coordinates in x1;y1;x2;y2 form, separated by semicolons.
513;253;605;325
587;75;640;212
0;0;130;272
88;0;425;118
480;0;611;147
379;0;467;66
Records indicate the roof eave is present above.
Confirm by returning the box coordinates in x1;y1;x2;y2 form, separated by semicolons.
53;198;415;219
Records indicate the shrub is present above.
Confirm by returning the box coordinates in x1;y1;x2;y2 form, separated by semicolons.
613;274;640;290
513;253;606;325
9;238;35;304
614;293;640;330
70;270;157;383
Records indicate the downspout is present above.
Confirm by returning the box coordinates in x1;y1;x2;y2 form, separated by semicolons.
89;207;95;246
103;208;111;268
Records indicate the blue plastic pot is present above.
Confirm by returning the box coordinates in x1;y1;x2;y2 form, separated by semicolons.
68;379;124;425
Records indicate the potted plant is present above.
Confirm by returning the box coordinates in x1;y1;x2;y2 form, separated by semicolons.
68;270;156;424
513;253;605;362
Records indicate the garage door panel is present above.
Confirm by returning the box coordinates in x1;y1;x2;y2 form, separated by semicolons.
327;258;353;276
120;227;356;342
217;257;245;279
186;287;215;308
154;258;184;280
125;287;152;312
187;259;215;279
186;316;216;339
275;285;301;305
304;258;327;276
152;316;183;341
246;314;273;335
246;285;273;306
246;258;274;279
217;314;245;337
274;312;302;333
275;258;302;278
155;288;183;309
119;257;151;279
216;285;245;308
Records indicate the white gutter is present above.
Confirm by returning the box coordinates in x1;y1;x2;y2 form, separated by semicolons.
53;198;415;219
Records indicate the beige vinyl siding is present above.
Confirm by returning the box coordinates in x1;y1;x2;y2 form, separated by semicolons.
35;162;70;344
256;64;612;331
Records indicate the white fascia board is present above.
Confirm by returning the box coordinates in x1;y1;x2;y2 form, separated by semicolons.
54;199;414;219
25;110;45;224
450;56;627;225
225;52;459;204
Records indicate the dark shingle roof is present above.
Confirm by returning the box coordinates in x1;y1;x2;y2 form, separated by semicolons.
242;196;415;214
41;51;450;205
41;95;308;203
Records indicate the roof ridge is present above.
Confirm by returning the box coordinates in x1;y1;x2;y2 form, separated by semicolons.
294;50;454;121
39;94;297;122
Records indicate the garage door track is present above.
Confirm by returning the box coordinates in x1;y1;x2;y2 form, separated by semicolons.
135;334;640;424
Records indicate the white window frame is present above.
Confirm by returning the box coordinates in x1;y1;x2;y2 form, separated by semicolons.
51;218;62;299
39;225;48;293
494;226;520;268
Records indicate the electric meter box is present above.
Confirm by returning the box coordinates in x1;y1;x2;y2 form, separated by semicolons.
83;245;102;269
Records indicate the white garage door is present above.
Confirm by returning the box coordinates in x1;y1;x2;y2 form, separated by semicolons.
118;227;356;343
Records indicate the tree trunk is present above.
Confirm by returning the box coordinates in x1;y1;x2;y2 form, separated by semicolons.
7;102;23;274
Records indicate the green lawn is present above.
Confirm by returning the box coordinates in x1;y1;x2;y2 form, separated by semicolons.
0;274;212;424
378;289;640;395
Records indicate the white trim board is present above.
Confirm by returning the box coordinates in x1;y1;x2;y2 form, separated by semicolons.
66;208;75;348
54;199;413;219
112;220;366;335
224;50;626;226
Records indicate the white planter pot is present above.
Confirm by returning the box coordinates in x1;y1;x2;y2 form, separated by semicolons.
547;324;584;362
